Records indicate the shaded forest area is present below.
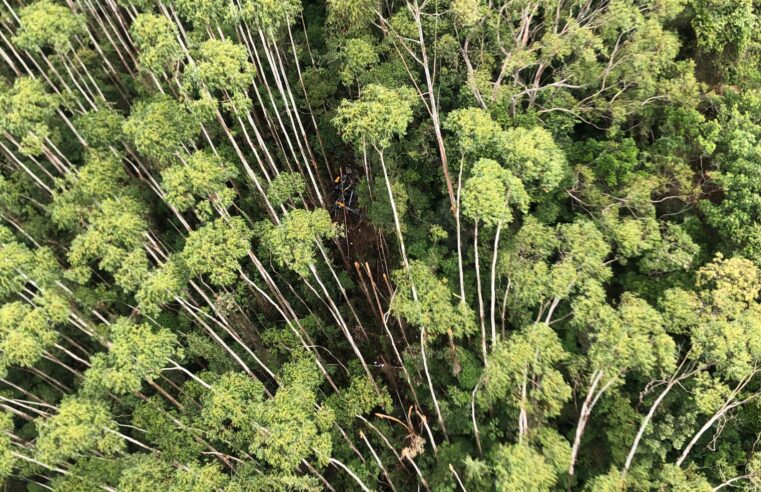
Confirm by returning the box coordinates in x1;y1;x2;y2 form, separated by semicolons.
2;0;761;490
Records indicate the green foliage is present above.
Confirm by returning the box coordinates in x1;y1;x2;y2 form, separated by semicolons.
186;39;255;111
0;412;15;481
0;301;59;373
700;91;761;260
391;261;476;339
123;96;200;163
51;150;132;229
67;196;147;280
691;0;758;79
580;292;677;383
135;256;188;316
4;1;761;490
326;0;378;33
12;0;84;52
84;318;180;394
35;397;125;464
75;108;125;148
267;172;306;207
328;375;391;424
501;126;567;193
357;175;409;232
333;84;417;150
445;108;506;159
482;323;571;425
340;38;379;87
492;443;559;492
132;399;203;462
202;357;333;471
178;216;252;286
451;0;483;27
445;109;566;193
462;158;529;227
0;77;59;156
256;209;337;276
162;150;237;219
131;14;183;74
173;0;234;28
239;0;302;32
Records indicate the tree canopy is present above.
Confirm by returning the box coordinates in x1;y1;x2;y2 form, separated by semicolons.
1;0;761;490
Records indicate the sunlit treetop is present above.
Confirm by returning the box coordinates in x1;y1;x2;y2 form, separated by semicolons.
255;209;337;276
51;150;133;230
123;95;201;164
173;0;235;29
266;172;306;207
340;37;380;87
181;216;253;286
12;0;85;53
0;77;59;156
184;39;255;111
391;260;477;339
696;254;760;318
491;443;560;492
482;322;571;432
583;293;677;382
501;126;568;193
0;412;14;482
75;108;125;149
0;301;59;375
135;255;189;317
131;13;183;74
450;0;483;28
239;0;302;32
67;196;148;281
326;0;378;34
201;357;333;471
0;230;61;298
161;150;237;219
35;397;125;464
83;318;182;395
461;158;530;227
333;84;417;150
444;107;506;159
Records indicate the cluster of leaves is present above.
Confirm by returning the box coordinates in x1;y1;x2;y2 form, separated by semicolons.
2;0;761;491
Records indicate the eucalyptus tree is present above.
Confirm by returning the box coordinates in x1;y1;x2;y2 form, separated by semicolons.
1;0;761;489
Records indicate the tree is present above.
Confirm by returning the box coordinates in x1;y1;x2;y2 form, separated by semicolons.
35;397;125;464
391;260;476;339
0;301;59;374
239;0;302;32
123;96;201;163
333;84;417;150
481;323;572;440
492;443;559;492
51;150;133;229
0;412;16;482
201;357;334;472
131;14;183;74
340;38;379;88
255;209;337;276
12;0;84;53
162;150;237;219
2;0;761;489
0;77;60;156
67;196;148;282
185;39;255;111
83;318;181;395
181;216;253;286
266;172;306;207
461;158;529;227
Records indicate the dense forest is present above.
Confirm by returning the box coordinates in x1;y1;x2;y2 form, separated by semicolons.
1;0;761;490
